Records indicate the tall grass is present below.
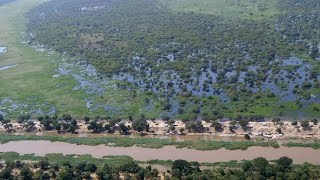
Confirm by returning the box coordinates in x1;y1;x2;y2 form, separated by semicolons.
0;134;279;150
284;141;320;149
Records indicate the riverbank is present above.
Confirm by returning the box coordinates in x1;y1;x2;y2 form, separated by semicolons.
0;134;279;150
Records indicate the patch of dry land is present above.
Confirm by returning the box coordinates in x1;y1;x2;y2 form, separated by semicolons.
1;119;319;140
147;120;319;139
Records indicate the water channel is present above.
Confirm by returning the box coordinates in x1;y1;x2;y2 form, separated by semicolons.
0;140;319;164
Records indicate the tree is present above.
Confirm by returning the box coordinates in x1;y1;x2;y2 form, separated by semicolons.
172;160;193;175
186;121;204;133
19;167;33;180
96;170;106;180
55;123;62;132
239;119;249;130
0;114;4;122
40;172;51;180
132;119;147;132
252;157;269;174
119;123;129;135
211;120;223;131
71;119;77;126
104;124;114;134
242;161;254;172
88;121;106;133
0;168;12;179
62;114;72;121
168;119;175;125
171;169;182;179
1;119;10;125
41;119;53;130
4;123;13;132
39;160;49;170
276;156;293;171
118;161;140;173
37;116;44;121
229;120;237;132
179;128;185;134
24;121;35;132
162;115;170;121
272;118;281;124
301;121;310;130
244;134;251;140
75;162;86;171
84;117;90;124
311;119;318;125
68;124;77;133
57;170;73;180
81;172;91;179
84;163;97;172
18;114;30;124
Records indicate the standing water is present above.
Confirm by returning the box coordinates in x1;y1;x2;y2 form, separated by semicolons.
0;64;17;71
0;47;7;54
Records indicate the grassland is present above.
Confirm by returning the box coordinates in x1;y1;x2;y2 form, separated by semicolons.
284;141;320;150
1;0;320;120
160;0;280;20
0;0;160;119
0;134;280;150
0;0;89;117
0;152;134;169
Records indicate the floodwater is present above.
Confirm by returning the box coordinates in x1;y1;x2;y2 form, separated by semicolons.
0;47;7;53
1;140;320;164
0;64;17;71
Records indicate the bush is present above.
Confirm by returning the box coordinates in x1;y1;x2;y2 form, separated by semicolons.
244;134;251;140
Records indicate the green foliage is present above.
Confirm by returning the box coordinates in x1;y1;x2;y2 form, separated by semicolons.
0;153;319;180
132;119;147;132
161;0;280;20
0;134;279;150
22;0;320;119
276;156;293;171
211;120;223;131
244;134;251;140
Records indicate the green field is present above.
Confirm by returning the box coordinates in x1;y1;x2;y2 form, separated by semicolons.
0;0;161;119
160;0;280;19
0;0;89;117
1;0;320;120
0;134;280;150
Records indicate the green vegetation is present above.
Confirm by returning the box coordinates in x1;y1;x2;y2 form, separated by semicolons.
0;152;133;169
0;134;279;150
160;0;280;20
284;141;320;149
0;0;163;119
22;0;320;120
1;0;320;120
1;153;320;179
0;0;89;117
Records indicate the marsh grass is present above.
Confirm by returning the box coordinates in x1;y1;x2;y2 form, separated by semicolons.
0;134;279;150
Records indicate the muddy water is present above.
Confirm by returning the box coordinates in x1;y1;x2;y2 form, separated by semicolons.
1;141;320;164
